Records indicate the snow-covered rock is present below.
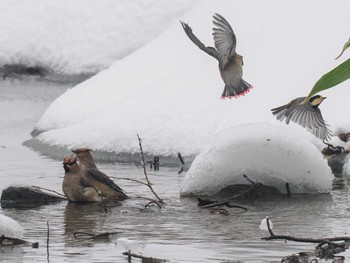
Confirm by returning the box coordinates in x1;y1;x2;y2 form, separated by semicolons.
0;214;23;238
180;123;333;196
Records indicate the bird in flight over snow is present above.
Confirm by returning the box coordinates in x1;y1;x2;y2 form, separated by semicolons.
180;13;253;99
271;95;331;141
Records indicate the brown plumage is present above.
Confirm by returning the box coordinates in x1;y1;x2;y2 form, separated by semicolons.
181;13;252;99
72;148;128;200
62;155;101;202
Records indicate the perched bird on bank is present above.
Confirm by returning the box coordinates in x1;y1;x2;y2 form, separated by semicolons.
271;95;331;140
72;148;128;201
62;155;101;202
181;13;253;99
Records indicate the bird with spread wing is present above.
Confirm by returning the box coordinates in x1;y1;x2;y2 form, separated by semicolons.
181;13;253;99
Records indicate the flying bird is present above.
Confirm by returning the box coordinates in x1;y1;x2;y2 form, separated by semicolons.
72;148;128;201
271;95;331;140
62;154;101;202
180;13;252;99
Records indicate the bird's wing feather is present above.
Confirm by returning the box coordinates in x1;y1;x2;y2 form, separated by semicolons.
212;13;236;68
289;103;332;140
180;21;218;60
86;168;125;193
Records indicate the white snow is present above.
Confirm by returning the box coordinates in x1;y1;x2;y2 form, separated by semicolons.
180;123;333;196
0;0;195;75
0;214;23;238
26;1;350;187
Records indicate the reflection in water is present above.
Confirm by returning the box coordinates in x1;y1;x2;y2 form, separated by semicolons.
63;202;109;245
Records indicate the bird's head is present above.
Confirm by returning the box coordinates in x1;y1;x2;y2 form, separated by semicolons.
309;95;326;107
72;148;93;154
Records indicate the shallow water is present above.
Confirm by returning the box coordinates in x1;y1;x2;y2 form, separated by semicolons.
1;80;350;262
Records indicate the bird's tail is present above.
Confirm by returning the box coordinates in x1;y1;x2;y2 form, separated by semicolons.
221;79;253;99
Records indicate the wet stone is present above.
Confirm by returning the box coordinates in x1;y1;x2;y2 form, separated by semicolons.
1;185;66;209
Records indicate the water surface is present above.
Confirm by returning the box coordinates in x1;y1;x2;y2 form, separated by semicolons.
1;80;350;262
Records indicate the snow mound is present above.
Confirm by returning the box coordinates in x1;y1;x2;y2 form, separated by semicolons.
0;214;23;238
180;123;334;196
29;0;350;163
0;0;194;75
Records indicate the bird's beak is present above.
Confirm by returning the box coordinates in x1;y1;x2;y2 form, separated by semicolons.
71;149;77;153
323;97;327;100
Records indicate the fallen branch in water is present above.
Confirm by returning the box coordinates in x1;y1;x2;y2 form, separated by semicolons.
263;217;350;243
73;231;122;241
0;235;38;248
123;250;166;263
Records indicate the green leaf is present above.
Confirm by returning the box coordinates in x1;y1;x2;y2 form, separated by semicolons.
335;38;350;60
305;57;350;101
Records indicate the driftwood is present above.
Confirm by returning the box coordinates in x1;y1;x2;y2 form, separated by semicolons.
73;231;122;241
0;235;38;248
263;217;349;261
123;251;166;263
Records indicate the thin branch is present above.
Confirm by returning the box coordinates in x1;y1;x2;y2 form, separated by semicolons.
137;134;163;203
263;223;350;243
47;222;50;262
123;251;166;262
118;177;150;187
30;185;66;198
73;231;122;241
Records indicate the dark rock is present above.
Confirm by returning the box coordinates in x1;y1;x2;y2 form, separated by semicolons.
326;152;348;175
1;186;66;209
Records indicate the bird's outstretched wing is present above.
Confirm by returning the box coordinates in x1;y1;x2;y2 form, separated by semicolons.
86;168;126;194
180;21;218;60
271;98;332;140
288;102;332;140
212;13;237;69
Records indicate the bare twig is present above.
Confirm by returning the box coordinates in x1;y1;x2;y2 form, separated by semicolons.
177;152;185;165
47;222;50;262
123;251;166;262
137;134;163;203
263;223;350;243
0;235;38;248
73;231;122;241
118;177;150;187
30;185;66;198
145;201;162;209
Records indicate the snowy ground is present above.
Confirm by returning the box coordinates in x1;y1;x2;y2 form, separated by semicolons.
16;1;350;192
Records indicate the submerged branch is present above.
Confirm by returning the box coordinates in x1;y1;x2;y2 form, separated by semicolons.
123;251;166;263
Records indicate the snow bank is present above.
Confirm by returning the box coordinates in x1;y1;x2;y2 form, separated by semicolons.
0;214;23;238
0;0;194;75
31;0;350;163
180;123;333;196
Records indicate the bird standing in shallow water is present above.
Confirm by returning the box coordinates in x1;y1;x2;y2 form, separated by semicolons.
271;95;331;140
72;148;128;201
62;155;101;202
181;13;253;99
